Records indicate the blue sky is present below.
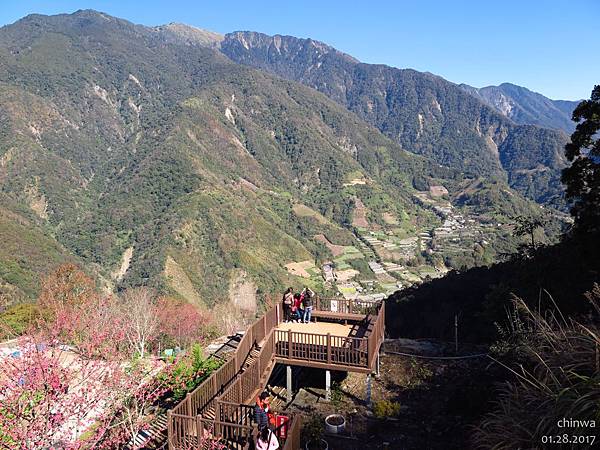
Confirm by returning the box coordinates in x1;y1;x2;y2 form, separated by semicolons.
1;0;597;100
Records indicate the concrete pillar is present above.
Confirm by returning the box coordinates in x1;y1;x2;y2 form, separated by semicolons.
325;370;331;401
286;365;292;404
366;373;372;407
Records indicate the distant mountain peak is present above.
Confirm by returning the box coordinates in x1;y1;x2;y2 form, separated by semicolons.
71;9;112;18
154;22;223;47
459;83;579;133
10;8;143;35
223;30;359;64
219;29;570;209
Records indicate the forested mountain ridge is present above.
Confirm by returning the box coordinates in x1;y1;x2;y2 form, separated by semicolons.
0;10;566;312
0;10;498;308
459;83;579;133
218;31;570;208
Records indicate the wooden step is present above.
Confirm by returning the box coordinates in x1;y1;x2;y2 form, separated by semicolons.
203;406;216;421
266;385;287;410
126;411;168;449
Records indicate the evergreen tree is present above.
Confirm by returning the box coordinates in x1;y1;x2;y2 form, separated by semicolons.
562;85;600;232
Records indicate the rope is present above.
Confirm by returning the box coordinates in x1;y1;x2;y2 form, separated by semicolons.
383;350;490;360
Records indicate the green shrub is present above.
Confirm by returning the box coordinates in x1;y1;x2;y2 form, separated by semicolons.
373;400;401;418
330;381;343;406
159;345;222;401
303;414;324;443
0;303;40;338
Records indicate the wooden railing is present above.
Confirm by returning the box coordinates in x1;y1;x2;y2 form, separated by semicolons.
282;414;302;450
215;401;255;427
215;405;301;450
218;331;276;405
368;300;385;368
169;411;255;450
170;406;300;450
170;306;280;420
197;418;254;450
168;413;198;450
274;330;369;367
315;297;379;315
168;305;280;449
273;299;385;371
168;298;384;449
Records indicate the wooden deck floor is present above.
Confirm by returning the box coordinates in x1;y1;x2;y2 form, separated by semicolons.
276;321;353;338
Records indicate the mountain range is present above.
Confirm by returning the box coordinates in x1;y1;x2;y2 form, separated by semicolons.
459;82;579;133
0;10;577;311
217;31;572;207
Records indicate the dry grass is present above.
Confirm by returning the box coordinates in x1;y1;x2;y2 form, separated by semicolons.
314;234;346;257
292;203;328;224
473;285;600;449
163;255;203;307
351;197;369;228
284;260;316;278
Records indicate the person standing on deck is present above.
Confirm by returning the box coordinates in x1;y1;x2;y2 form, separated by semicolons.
282;287;293;322
255;392;270;431
301;287;315;323
293;293;303;323
256;426;279;450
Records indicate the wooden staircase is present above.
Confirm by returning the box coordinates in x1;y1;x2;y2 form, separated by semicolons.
167;299;385;450
129;339;266;449
127;411;168;449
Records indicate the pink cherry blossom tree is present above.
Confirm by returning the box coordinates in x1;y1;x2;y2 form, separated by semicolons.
0;265;217;449
0;319;176;449
157;297;213;349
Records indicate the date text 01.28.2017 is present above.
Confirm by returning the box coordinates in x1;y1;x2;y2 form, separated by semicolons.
541;434;596;445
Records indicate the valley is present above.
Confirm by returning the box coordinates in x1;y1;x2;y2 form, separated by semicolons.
284;181;556;302
0;10;566;313
0;5;597;450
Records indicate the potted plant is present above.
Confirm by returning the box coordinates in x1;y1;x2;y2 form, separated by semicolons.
304;414;328;450
324;414;345;434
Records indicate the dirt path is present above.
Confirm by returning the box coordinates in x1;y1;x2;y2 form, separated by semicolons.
314;234;346;257
352;197;369;228
285;260;315;278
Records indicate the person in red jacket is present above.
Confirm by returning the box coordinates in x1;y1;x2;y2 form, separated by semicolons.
292;293;303;323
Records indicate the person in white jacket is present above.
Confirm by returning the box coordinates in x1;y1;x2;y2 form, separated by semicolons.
256;427;279;450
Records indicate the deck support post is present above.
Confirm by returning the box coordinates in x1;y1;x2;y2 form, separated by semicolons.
196;414;203;443
167;410;172;450
325;370;331;401
186;392;192;416
286;365;293;404
366;373;372;407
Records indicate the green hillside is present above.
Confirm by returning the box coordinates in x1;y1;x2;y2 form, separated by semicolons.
0;207;75;305
0;10;563;309
219;31;570;209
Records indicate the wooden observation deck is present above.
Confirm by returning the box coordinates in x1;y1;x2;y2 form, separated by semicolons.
167;297;385;449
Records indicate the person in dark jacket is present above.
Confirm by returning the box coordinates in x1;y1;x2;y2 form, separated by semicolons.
255;391;269;430
282;287;293;322
301;287;315;323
